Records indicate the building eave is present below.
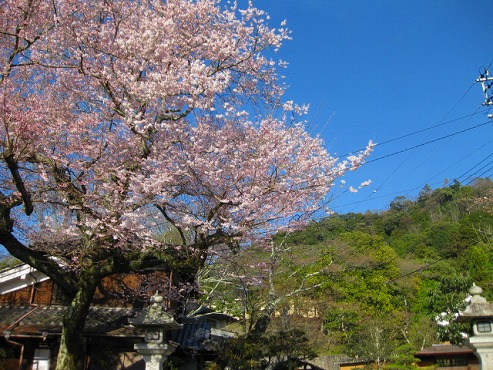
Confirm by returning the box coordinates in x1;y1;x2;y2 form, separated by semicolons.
0;264;49;295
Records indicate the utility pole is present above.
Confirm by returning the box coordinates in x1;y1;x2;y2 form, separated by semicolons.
477;68;493;118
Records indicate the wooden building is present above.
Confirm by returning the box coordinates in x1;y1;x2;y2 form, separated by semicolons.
0;263;235;370
415;344;480;369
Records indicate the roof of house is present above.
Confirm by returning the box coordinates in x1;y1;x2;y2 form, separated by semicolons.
415;344;475;357
0;263;237;353
306;355;359;370
0;305;135;337
0;264;49;295
0;304;236;353
173;318;212;350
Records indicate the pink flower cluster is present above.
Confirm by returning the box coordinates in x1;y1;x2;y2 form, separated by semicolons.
0;0;372;264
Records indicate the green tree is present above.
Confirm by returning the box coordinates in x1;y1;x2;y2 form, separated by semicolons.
212;329;316;370
425;273;472;343
347;318;397;370
203;180;493;365
323;304;362;352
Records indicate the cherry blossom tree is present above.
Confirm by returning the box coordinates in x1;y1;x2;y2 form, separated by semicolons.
0;0;373;369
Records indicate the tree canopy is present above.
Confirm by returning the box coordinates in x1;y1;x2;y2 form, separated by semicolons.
0;1;372;369
200;179;493;368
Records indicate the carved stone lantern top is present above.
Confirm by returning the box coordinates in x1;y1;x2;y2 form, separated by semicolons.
456;283;493;323
129;292;182;330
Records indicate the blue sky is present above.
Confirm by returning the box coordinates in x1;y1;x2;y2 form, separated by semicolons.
1;1;491;260
248;0;493;214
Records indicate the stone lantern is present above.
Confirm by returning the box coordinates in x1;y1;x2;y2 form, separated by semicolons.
129;292;182;370
456;283;493;369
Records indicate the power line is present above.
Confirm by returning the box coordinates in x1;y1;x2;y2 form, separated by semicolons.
344;77;485;213
329;180;447;212
414;139;493;189
330;136;493;213
329;132;493;212
376;113;480;147
340;110;487;158
464;163;493;186
336;116;489;212
477;166;493;180
329;134;492;212
385;256;449;284
330;68;492;214
456;152;493;182
364;120;492;165
389;104;485;184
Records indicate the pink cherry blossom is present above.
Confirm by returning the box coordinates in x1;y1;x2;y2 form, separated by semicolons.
0;0;372;269
0;2;373;369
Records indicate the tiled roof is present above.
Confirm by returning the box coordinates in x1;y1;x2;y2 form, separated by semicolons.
172;319;212;350
0;304;236;353
415;344;475;356
0;305;135;337
171;318;236;351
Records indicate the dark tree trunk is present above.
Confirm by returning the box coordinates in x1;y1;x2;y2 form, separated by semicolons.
55;271;100;370
247;299;279;340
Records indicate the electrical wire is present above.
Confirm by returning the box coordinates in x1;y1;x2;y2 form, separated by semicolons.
339;76;487;213
456;152;493;182
327;64;493;214
330;137;493;212
329;180;445;212
339;110;487;158
364;120;492;165
463;161;493;185
475;166;493;181
384;256;449;284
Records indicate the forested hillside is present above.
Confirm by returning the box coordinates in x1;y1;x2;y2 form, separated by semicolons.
1;178;491;368
201;178;493;368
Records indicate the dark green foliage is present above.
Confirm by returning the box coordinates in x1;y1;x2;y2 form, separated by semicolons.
385;345;421;370
424;274;472;343
346;318;399;369
425;221;477;257
390;196;413;212
323;305;362;350
212;329;316;370
382;213;403;236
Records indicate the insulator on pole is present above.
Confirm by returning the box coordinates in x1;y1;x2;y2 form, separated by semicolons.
477;68;493;106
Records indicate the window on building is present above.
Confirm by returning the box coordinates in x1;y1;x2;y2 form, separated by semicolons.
436;357;468;367
32;347;51;370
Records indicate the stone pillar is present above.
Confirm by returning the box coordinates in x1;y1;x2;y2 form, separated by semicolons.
456;284;493;369
129;292;182;370
467;337;493;369
133;342;177;370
